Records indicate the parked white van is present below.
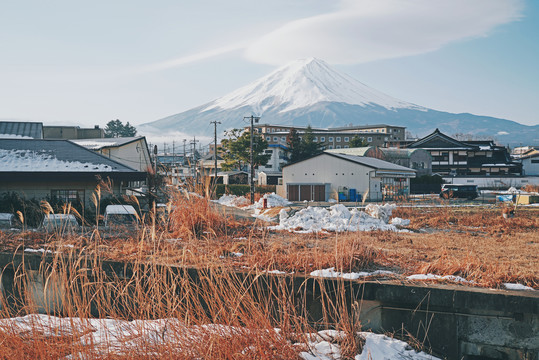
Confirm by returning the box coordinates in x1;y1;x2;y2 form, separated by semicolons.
103;205;139;229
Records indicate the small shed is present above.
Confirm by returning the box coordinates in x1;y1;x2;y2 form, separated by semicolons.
282;153;416;202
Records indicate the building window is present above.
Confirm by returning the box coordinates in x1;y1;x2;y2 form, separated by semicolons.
329;137;334;142
51;190;84;205
367;137;372;142
344;137;349;142
320;137;325;142
273;137;278;141
313;136;318;142
336;137;341;142
328;145;333;149
266;136;271;141
281;137;286;142
336;145;341;149
344;145;349;148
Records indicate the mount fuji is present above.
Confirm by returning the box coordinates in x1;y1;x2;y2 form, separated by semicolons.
141;58;539;146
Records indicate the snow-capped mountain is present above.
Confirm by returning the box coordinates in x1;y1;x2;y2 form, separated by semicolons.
203;58;424;114
141;58;539;145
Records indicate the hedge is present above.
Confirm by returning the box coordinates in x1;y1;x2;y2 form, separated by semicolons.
215;184;277;198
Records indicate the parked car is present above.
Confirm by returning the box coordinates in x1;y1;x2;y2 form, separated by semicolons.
439;184;479;200
0;213;20;230
103;205;139;229
40;214;81;233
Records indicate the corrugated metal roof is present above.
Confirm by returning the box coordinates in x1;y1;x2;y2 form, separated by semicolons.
0;121;43;139
326;153;416;172
0;139;141;173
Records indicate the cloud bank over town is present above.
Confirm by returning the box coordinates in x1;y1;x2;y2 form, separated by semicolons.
244;0;524;65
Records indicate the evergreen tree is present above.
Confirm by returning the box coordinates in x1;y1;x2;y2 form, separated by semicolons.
300;125;322;159
286;128;302;163
104;119;137;138
221;129;271;171
349;134;368;148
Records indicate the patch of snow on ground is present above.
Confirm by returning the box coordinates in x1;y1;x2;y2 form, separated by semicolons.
301;330;439;360
270;204;407;233
504;283;535;291
310;268;395;280
407;274;471;284
0;314;440;359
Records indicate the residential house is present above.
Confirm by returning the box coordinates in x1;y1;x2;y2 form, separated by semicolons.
518;149;539;176
406;129;521;176
71;137;152;172
281;153;416;202
0;139;146;208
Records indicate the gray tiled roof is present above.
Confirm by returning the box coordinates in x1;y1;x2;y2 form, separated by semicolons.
0;121;43;139
0;139;141;173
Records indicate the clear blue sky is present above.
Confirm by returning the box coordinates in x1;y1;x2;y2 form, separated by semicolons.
1;0;537;130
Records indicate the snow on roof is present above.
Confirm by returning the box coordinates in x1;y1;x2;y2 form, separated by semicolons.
0;149;116;171
71;137;142;150
0;139;140;173
105;205;137;214
0;134;33;139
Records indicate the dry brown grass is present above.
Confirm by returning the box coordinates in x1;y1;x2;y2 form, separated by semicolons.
0;189;537;357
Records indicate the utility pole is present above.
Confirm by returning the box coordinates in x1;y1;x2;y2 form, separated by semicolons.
190;136;199;184
183;139;187;166
210;121;221;182
244;115;260;204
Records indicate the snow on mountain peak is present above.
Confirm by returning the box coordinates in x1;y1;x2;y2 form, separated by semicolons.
204;58;422;113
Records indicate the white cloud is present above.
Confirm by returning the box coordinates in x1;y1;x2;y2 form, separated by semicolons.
244;0;524;65
136;42;248;73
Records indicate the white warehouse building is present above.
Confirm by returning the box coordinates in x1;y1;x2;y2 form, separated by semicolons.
280;153;416;202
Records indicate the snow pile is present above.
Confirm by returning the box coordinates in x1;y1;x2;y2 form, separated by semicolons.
270;204;406;233
249;192;291;209
310;268;395;280
0;314;440;359
215;194;250;208
390;217;411;226
504;283;535;291
215;193;290;210
364;203;395;223
302;330;439;360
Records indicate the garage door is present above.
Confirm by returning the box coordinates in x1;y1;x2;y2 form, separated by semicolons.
287;185;299;201
287;184;326;201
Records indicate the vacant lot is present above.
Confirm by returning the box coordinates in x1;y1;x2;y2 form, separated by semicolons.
2;195;537;289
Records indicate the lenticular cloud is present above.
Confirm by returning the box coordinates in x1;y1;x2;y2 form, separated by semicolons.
244;0;523;65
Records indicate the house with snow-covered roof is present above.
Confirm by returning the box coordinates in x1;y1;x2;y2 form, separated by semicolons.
0;139;146;208
281;152;416;202
70;136;152;172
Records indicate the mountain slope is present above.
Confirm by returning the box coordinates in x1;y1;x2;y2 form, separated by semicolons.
141;58;539;146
